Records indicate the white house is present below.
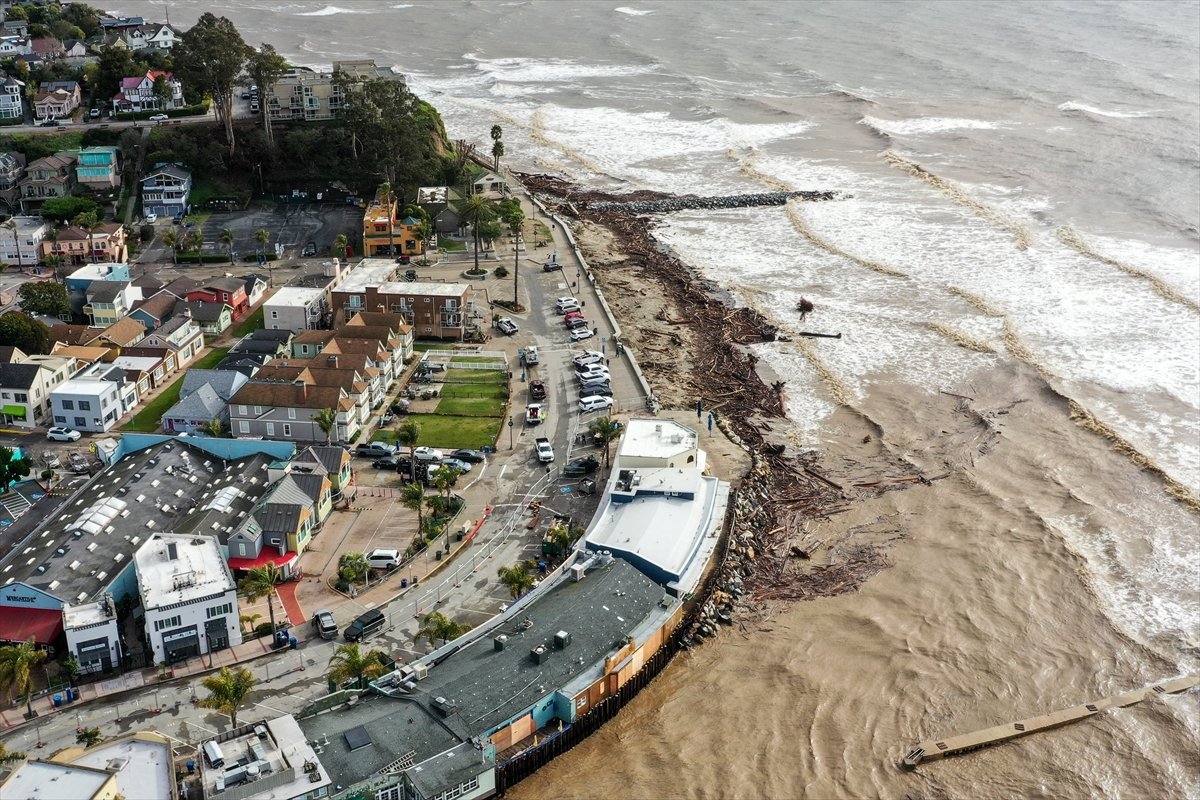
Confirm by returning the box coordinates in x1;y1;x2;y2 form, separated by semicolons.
135;533;242;664
50;361;138;433
123;23;181;51
112;70;184;113
62;595;123;675
0;73;23;120
0;36;31;57
264;286;328;331
0;215;50;268
0;349;76;428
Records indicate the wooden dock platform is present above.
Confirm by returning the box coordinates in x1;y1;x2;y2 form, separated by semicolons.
902;674;1200;769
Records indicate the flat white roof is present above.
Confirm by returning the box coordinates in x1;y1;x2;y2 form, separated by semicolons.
617;418;699;461
63;598;116;630
266;286;326;306
337;258;398;292
12;215;49;234
202;715;331;799
111;356;162;371
0;761;112;798
135;533;234;610
70;736;174;800
67;262;128;280
375;280;470;297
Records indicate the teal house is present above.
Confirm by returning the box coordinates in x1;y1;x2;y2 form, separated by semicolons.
76;146;121;189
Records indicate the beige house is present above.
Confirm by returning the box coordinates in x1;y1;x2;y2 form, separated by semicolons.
266;59;401;122
34;83;80;119
0;347;77;428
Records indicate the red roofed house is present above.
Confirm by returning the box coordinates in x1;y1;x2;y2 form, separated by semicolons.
186;276;249;319
111;70;184;113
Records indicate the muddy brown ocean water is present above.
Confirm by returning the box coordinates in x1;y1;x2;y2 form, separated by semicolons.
510;359;1198;800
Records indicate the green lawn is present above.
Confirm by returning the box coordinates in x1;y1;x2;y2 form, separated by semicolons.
438;239;467;252
373;415;502;450
120;347;230;432
435;397;506;417
229;307;264;339
449;357;506;365
439;381;507;400
443;368;506;384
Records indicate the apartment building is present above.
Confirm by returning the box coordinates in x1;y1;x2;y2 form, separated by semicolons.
265;59;400;123
330;258;473;340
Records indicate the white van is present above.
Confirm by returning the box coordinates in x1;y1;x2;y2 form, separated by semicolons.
203;740;225;768
367;549;401;569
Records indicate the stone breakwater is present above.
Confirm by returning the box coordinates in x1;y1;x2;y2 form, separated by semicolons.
586;190;840;214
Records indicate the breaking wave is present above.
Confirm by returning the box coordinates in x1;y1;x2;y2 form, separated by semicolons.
883;150;1032;250
861;115;1009;136
784;201;909;278
926;322;996;353
1057;101;1161;119
614;6;655;15
1056;226;1200;311
295;5;362;15
946;286;1005;317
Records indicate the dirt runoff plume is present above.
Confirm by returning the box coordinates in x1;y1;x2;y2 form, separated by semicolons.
927;322;996;353
792;337;853;406
884;150;1031;251
947;286;1006;317
1056;226;1200;312
1002;321;1200;513
732;147;796;193
785;201;909;277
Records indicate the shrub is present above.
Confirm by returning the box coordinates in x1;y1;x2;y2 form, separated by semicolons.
335;578;351;593
112;102;211;122
241;253;278;263
139;224;155;243
254;622;274;638
176;253;236;264
493;265;508;278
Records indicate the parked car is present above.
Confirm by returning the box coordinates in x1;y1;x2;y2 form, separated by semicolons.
555;297;580;314
144;213;158;224
413;446;444;462
302;241;317;256
419;361;446;373
343;609;386;642
566;319;590;333
39;118;60;127
148;113;168;122
578;383;613;397
564;455;600;477
311;609;338;640
529;380;547;400
47;427;81;442
355;441;396;458
441;457;473;473
573;350;605;368
579;395;615;412
450;449;485;463
495;317;519;335
89;108;101;118
577;364;610;381
543;262;561;273
372;456;402;470
564;311;585;323
570;328;596;342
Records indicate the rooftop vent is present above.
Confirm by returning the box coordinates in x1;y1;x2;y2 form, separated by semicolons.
530;644;549;664
554;631;571;649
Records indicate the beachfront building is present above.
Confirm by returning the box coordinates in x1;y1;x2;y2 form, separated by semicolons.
75;146;122;189
330;258;473;340
296;418;729;800
266;60;400;123
361;186;425;258
417;185;462;234
135;533;242;664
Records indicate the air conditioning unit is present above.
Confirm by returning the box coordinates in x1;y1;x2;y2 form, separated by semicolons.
412;663;428;680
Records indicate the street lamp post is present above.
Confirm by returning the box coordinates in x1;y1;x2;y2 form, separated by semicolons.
508;416;514;450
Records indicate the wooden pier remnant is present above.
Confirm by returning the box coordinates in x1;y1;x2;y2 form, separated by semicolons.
901;674;1200;769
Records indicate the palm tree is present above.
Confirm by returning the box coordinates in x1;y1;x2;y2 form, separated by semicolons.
75;726;103;747
200;417;224;438
395;420;420;465
460;194;496;275
0;741;25;766
2;219;20;272
254;228;272;284
338;552;369;586
377;182;395;256
416;612;471;649
197;666;256;728
74;212;104;263
327;643;385;689
314;407;337;444
497;563;535;599
589;416;622;474
0;638;48;719
400;481;425;543
160;229;180;265
220;228;235;265
239;613;262;635
332;233;349;261
505;206;525;306
184;226;204;255
238;564;281;636
45;254;64;284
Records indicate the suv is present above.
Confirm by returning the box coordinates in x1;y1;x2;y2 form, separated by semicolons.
555;297;580;314
529;380;547;400
343;609;386;642
564;455;600;477
579;395;615;412
355;442;396;458
302;241;317;256
573;350;604;368
311;609;338;640
47;427;82;442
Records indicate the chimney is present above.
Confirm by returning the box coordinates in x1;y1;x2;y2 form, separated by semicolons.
294;379;307;402
327;355;338;369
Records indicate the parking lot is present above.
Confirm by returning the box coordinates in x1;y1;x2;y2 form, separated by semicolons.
196;203;363;261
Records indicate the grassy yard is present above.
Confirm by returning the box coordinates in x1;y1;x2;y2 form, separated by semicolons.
442;368;506;384
438;238;467;252
373;415;502;450
449;357;506;365
229;307;265;339
120;347;230;432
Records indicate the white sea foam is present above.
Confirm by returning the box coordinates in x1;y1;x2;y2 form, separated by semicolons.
463;54;659;84
614;6;655;15
860;115;1010;136
392;3;414;7
721;119;815;148
295;5;362;15
1057;101;1160;118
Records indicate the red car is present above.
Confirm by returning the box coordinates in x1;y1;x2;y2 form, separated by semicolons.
529;380;547;400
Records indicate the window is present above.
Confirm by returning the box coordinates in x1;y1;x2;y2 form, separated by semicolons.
349;295;363;308
62;399;74;410
282;424;291;437
254;406;262;415
154;615;182;631
238;421;249;434
78;400;91;411
288;408;296;420
207;603;232;619
14;392;27;402
266;423;275;436
270;311;278;319
74;417;86;427
54;415;66;423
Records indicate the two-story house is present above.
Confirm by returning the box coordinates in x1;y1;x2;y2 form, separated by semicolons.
140;163;190;218
340;310;414;373
123;23;181;51
129;290;179;331
244;274;269;307
30;37;65;61
0;216;49;268
289;329;336;360
229;381;355;443
33;80;79;120
417;185;462;235
18;153;77;212
75;146;121;189
161;369;248;434
112;70;184;113
0;73;23;121
0;152;26;214
254;360;373;436
362;187;425;258
181;300;232;335
44;222;128;265
83;280;139;326
226;474;325;576
0;37;31;58
186;276;249;319
263;286;327;331
137;313;204;370
290;445;353;505
92;317;146;350
62;39;88;59
0;348;77;429
50;361;138;432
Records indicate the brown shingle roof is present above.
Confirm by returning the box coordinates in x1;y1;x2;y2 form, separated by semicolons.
344;312;411;334
49;324;99;346
330;325;398;346
131;291;178;323
98;317;146;347
293;330;337;346
322;338;387;358
230;382;346;411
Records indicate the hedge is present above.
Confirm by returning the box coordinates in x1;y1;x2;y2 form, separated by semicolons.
241;253;279;263
174;253;233;264
0;116;23;127
113;102;211;122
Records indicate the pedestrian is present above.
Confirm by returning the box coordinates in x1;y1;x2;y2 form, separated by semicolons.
606;358;610;367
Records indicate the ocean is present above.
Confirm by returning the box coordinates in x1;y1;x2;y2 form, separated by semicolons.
124;1;1199;796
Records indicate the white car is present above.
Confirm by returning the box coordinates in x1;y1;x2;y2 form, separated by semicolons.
47;426;82;442
573;350;605;368
569;328;595;342
555;297;580;313
144;213;158;224
579;395;615;413
413;447;444;462
576;364;610;381
148;113;169;122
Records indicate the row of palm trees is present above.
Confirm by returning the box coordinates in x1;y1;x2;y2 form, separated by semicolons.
160;226;274;266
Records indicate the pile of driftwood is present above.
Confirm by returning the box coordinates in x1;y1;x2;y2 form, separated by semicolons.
520;174;912;616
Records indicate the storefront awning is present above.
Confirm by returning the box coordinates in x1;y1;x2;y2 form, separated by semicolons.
0;607;62;645
227;550;298;572
1;405;26;418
